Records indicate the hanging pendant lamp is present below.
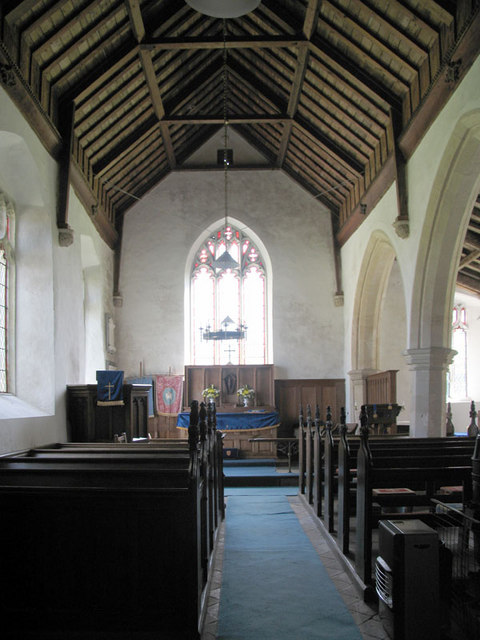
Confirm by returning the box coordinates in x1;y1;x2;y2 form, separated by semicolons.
211;18;239;270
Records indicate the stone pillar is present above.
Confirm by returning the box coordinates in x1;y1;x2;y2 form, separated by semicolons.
348;368;378;425
404;347;456;437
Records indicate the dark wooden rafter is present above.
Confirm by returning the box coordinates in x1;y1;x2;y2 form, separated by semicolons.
276;0;321;169
140;35;306;50
1;0;478;265
125;0;176;169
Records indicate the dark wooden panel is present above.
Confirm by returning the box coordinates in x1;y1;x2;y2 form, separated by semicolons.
275;379;345;436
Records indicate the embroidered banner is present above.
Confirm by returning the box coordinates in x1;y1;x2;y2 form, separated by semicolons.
126;376;155;417
97;370;124;406
155;375;183;416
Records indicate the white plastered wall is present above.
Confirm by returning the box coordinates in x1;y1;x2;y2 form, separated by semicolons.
0;86;114;453
342;55;480;435
117;168;344;380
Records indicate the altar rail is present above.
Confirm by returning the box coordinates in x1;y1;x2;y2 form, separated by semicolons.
0;401;223;640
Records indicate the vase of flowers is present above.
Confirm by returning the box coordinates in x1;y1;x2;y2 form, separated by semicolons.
202;384;220;404
237;384;255;408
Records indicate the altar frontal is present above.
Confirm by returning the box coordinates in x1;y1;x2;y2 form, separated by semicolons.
177;409;280;457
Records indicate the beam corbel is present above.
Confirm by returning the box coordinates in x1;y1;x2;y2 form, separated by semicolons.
57;100;75;246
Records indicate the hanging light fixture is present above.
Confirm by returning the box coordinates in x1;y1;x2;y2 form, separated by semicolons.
185;1;261;18
212;18;238;271
201;316;247;341
199;20;247;344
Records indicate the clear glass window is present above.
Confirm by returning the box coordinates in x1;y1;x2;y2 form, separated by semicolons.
0;195;13;393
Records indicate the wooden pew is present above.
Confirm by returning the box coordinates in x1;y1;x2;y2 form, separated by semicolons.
298;404;324;517
355;425;474;587
0;400;223;640
334;400;475;557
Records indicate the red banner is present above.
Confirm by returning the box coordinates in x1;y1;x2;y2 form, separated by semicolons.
155;375;183;416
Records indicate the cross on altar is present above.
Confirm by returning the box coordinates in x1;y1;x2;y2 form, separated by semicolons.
224;345;236;364
104;381;115;400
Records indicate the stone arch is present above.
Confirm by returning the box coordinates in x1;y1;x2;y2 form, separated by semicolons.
351;231;397;371
410;110;480;351
407;110;480;435
349;231;409;422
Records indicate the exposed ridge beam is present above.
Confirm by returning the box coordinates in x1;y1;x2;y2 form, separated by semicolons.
162;115;288;125
176;164;275;172
140;35;306;50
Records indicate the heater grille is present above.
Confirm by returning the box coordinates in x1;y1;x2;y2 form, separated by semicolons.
375;556;393;608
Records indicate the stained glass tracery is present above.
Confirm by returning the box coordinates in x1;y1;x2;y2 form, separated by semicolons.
191;224;266;365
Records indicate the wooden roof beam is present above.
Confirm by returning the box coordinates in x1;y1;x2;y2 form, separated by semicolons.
464;230;480;252
459;250;480;269
457;272;480;295
140;35;306;50
125;0;176;170
162;115;289;125
275;1;321;168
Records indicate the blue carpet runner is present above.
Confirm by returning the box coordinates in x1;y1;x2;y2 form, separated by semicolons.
217;489;363;640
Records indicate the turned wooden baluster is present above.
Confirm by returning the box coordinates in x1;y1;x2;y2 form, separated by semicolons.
323;406;335;533
305;405;314;505
188;400;199;453
356;405;374;585
337;407;351;554
468;400;479;437
312;404;323;517
298;405;306;495
198;402;210;584
446;401;455;436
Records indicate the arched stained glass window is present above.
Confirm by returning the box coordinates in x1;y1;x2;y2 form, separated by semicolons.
191;224;267;365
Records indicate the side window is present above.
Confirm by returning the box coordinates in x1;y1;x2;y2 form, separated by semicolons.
0;193;14;393
448;304;468;400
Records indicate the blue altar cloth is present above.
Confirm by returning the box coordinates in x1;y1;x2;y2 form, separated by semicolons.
177;410;280;432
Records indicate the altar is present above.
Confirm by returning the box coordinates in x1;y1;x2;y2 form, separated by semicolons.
177;408;280;458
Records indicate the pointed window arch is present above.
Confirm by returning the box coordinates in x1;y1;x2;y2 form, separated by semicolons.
191;223;267;365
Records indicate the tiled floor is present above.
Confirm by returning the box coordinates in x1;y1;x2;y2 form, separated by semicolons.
201;493;385;640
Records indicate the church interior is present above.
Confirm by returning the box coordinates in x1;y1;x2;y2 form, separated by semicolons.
1;1;480;639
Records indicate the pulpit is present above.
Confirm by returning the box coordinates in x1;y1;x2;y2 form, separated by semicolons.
66;383;151;442
365;403;401;434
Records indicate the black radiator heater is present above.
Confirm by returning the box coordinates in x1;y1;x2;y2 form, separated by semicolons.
375;519;440;640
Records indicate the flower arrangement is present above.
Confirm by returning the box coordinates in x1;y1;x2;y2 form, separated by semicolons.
237;384;255;400
202;384;220;400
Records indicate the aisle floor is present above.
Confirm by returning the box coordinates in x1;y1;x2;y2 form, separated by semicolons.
201;491;385;640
